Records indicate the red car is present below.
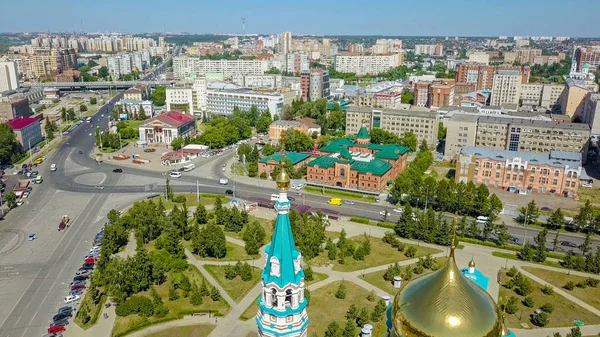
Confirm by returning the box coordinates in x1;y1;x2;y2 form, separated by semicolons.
48;325;66;334
84;257;98;263
70;284;86;291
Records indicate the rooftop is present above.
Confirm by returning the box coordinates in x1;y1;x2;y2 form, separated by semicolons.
348;106;437;118
6;117;39;130
460;146;582;168
125;88;141;94
147;111;195;128
478;116;590;131
259;151;310;165
447;114;480;123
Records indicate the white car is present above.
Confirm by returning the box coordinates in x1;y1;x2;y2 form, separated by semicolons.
393;208;403;213
270;194;279;201
379;210;391;217
64;294;81;303
88;133;92;136
50;164;57;171
169;171;182;178
476;216;489;224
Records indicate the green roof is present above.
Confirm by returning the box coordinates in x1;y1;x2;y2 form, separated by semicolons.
357;126;370;139
308;156;338;169
320;138;409;160
260;151;310;165
308;155;393;176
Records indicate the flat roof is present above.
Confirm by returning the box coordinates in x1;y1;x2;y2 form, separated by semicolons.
478;116;590;131
461;146;582;168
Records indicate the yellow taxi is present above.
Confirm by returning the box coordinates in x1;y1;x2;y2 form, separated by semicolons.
327;198;342;206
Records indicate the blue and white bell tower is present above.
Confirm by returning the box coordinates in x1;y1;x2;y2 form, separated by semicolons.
256;153;309;337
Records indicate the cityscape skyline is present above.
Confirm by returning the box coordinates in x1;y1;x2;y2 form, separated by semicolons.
2;0;600;37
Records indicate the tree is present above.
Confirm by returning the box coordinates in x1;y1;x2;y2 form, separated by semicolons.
467;220;480;238
335;281;347;299
400;88;414;104
579;232;592;255
531;312;549;327
505;296;518;314
98;66;109;79
517;242;534;261
90;97;97;105
189;283;203;305
482;217;496;240
151;86;167;106
533;228;548;262
284;128;314;152
194;204;208;225
574;200;595;232
165;177;173;201
192;223;227;258
402;132;418;152
342;319;356;337
262;143;276;156
356;307;370;326
546;208;566;230
551;230;560;251
324;321;341;337
168;281;179;301
489;194;503;216
210;286;221;301
517;200;540;224
5;191;16;208
61;107;67;121
243;220;266;255
496;223;512;246
0;124;24;165
437;123;447;141
171;137;184;151
346;304;358;321
80;104;88;112
137;105;147;120
371;298;387;321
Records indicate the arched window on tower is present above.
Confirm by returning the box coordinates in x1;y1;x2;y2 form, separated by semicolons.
285;289;292;308
340;168;346;177
271;288;278;307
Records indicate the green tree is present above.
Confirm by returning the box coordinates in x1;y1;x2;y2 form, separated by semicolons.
194;204;208;224
5;191;17;208
400;87;414;104
171;137;184;151
192;223;227;258
437;123;447;141
243;220;266;255
489;194;503;216
517;200;540;224
467;220;480;238
574;200;595;232
342;319;356;337
165;177;173;201
533;228;548;263
324;321;341;337
168;281;179;301
189;283;203;305
551;230;560;251
335;281;347;299
371;298;387;321
0;124;24;165
496;223;512;246
346;303;358;321
80;104;88;112
151;86;167;106
210;286;221;301
356;307;370;326
261;143;276;156
546;208;566;230
284;128;315;152
482;217;496;240
90;97;97;105
517;242;534;261
98;66;109;78
505;296;518;314
402;132;418;152
579;232;592;255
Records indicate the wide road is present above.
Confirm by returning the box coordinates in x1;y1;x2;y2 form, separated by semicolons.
0;60;169;337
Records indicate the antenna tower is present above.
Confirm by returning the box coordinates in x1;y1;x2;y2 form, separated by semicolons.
241;18;246;36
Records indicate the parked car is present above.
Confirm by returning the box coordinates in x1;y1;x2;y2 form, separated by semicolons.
82;262;95;269
112;168;122;173
28;234;37;241
70;289;83;296
561;241;577;248
70;280;85;287
47;325;66;334
343;200;355;205
53;312;71;322
379;210;391;216
94;185;104;190
84;257;98;263
288;196;295;201
541;207;552;212
73;275;88;282
393;208;403;213
225;189;233;195
52;319;69;327
64;295;80;303
57;305;73;315
70;284;86;291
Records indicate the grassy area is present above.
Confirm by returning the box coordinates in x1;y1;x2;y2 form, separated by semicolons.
186;240;258;261
74;294;107;329
360;257;447;295
111;265;230;337
578;189;600;205
523;266;600;310
304;186;377;203
149;193;231;210
492;252;563;269
203;265;262;302
307;281;384;336
225;215;274;244
145;325;216;337
310;235;441;272
498;268;600;329
246;333;259;337
239;271;329;321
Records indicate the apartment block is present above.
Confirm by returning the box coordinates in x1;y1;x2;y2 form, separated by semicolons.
7;117;42;150
414;44;444;56
206;88;284;117
285;52;309;74
575;46;600;71
581;93;600;135
173;57;271;80
333;53;404;76
504;48;542;64
0;97;30;123
520;83;564;111
456;146;582;198
300;69;330;101
231;74;282;88
456;64;496;91
467;52;490;65
29;47;77;79
429;80;455;109
345;107;439;148
0;61;19;92
413;82;430;107
560;78;595;119
107;54;133;78
490;69;522;106
444;114;479;157
166;77;207;116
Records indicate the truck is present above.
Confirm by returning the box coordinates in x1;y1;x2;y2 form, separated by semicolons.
58;215;70;231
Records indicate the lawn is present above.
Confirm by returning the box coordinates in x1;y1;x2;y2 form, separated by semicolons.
307;280;385;337
74;293;107;329
578;188;600;206
144;324;216;337
149;193;231;210
225;215;274;244
238;271;329;321
310;236;441;272
111;265;230;337
203;265;262;302
186;240;258;261
492;251;563;269
523;266;600;311
360;257;446;295
498;268;600;329
304;186;376;203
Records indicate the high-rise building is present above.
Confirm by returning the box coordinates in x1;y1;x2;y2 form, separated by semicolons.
519;83;564;111
455;64;496;91
429;80;455;109
581;93;600;136
490;69;522;106
300;69;330;101
206;88;284;117
414;44;444;56
334;53;404;76
165;77;207;117
575;46;600;71
279;32;292;54
373;39;403;54
285;52;309;74
256;165;309;337
28;48;77;79
413;82;431;107
560;78;597;119
0;61;20;92
172;57;271;80
107;54;133;78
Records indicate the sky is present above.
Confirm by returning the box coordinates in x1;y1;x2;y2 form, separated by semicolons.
2;0;600;37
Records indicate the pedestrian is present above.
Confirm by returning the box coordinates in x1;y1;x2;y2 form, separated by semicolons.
215;318;218;323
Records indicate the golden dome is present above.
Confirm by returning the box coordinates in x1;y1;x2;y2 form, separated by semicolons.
468;258;476;268
275;165;290;191
391;251;501;337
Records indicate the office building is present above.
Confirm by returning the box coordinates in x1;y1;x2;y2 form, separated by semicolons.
114;99;154;120
581;93;600;136
519;83;564;111
0;97;30;123
0;61;19;92
429;80;455;109
333;53;404;76
456;146;582;198
413;82;430;107
231;74;282;88
575;46;600;71
414;44;444;56
490;69;522;106
307;126;409;191
455;64;496;91
300;68;330;101
206;88;284;117
444;114;479;157
124;88;144;101
345;107;439;148
560;78;596;119
138;111;196;145
7;117;42;150
285;52;309;74
166;77;207;116
172;57;270;80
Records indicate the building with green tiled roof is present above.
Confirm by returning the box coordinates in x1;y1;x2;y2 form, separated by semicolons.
258;151;312;179
307;133;409;191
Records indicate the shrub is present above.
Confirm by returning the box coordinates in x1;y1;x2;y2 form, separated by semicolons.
382;231;397;245
259;172;267;179
335;281;347;299
115;296;154;317
563;281;575;290
413;265;424;274
171;194;187;203
507;266;519;277
540;285;554;295
397;242;406;252
153;304;169;318
376;221;395;229
522;296;535;308
540;303;554;313
304;264;314;281
586;278;600;287
404;246;417;258
366;290;376;302
349;217;370;225
505;296;518;314
576;281;587;289
531;312;549;327
210;286;221;301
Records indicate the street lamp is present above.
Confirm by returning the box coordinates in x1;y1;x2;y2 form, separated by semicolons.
28;137;35;166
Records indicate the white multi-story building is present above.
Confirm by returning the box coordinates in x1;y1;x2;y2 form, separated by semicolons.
206;88;284;117
279;32;292;54
165;77;208;116
414;44;444;56
491;69;522;106
231;74;282;88
519;83;564;111
373;39;403;54
582;93;600;137
285;52;309;74
333;53;404;76
0;61;20;92
172;57;270;80
107;54;132;78
468;51;490;65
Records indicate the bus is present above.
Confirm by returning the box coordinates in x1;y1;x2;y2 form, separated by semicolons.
34;175;43;184
182;163;195;172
